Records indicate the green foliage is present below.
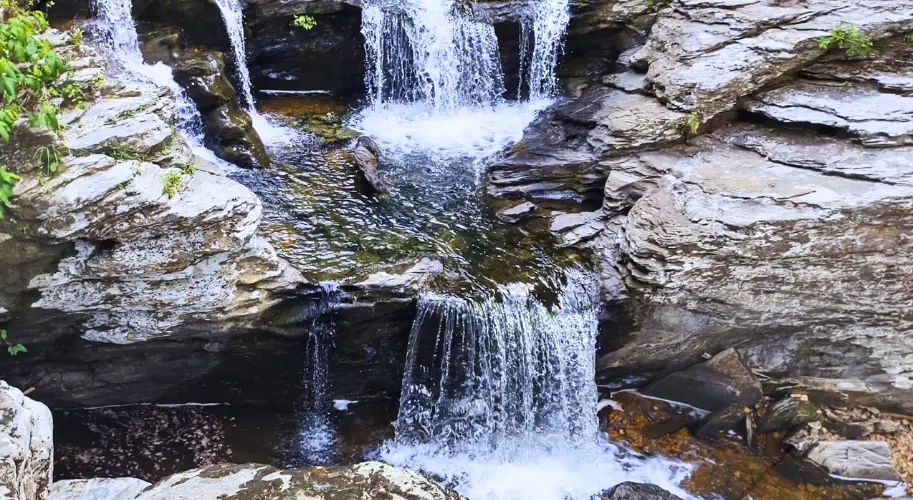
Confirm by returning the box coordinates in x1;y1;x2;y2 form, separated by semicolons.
905;32;913;43
0;0;35;20
0;165;19;218
89;72;104;91
58;79;83;106
162;170;181;198
174;159;195;175
33;143;63;174
0;329;27;356
68;27;83;49
819;23;873;58
0;12;66;142
645;0;668;13
105;145;139;161
675;111;702;141
292;15;316;30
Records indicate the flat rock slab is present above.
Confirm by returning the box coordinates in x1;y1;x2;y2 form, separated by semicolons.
746;81;913;147
56;462;467;500
806;440;901;482
51;478;151;500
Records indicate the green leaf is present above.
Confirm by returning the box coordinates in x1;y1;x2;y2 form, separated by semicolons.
1;329;7;340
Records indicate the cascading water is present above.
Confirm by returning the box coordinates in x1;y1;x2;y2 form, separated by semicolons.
211;0;297;144
89;0;212;156
353;0;568;157
378;271;695;499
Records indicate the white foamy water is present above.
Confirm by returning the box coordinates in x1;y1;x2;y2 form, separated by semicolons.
352;99;550;159
380;439;696;500
376;271;696;500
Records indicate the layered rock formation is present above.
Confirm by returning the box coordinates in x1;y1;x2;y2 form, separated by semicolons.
0;34;303;349
496;0;913;411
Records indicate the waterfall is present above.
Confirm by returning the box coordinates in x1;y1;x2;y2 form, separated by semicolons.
212;0;256;109
211;0;297;145
379;270;695;499
394;272;598;445
353;0;569;157
519;0;570;100
362;0;505;110
89;0;208;151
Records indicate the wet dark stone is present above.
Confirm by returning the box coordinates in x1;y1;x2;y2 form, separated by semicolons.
693;403;746;439
601;482;684;500
139;26;183;65
172;51;237;113
352;136;389;196
757;397;818;434
645;349;763;412
640;417;689;439
203;105;271;169
247;7;365;98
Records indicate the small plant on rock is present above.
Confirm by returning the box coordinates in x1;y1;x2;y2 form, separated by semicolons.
0;165;19;218
162;170;182;198
292;15;316;30
105;145;139;161
68;27;83;48
819;23;873;58
675;111;702;141
645;0;669;13
33;144;63;174
1;329;26;356
58;79;84;107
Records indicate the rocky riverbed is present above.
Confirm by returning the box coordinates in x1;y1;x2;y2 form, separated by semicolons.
2;0;913;498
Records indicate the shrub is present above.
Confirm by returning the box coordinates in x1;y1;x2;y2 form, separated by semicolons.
162;170;181;198
0;165;18;218
1;329;26;356
68;27;83;48
819;23;873;58
0;11;66;141
675;111;702;141
292;15;316;30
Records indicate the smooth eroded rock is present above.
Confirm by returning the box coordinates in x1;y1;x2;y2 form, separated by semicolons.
0;381;53;500
805;441;901;482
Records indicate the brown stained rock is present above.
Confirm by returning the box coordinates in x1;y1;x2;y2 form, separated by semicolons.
604;392;885;500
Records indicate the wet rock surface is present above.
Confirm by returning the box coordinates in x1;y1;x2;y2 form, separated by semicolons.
51;478;151;500
601;481;683;500
644;349;763;412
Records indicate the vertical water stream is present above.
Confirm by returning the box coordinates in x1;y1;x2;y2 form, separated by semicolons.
89;0;208;151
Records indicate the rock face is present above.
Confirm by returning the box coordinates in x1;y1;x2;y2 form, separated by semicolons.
602;482;683;500
50;463;465;500
0;33;303;348
0;381;53;500
805;441;900;482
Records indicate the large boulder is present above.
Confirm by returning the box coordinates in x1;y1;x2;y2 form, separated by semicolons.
644;348;763;412
0;33;303;349
0;381;53;500
50;463;465;500
805;441;901;482
171;50;270;169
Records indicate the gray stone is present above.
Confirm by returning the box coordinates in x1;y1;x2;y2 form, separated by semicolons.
352;136;389;196
132;462;465;500
0;35;304;344
496;201;537;223
746;81;913;147
550;211;604;247
352;258;443;294
632;0;913;119
805;440;900;481
693;403;747;439
603;482;683;500
599;123;913;410
0;381;53;500
50;478;151;500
